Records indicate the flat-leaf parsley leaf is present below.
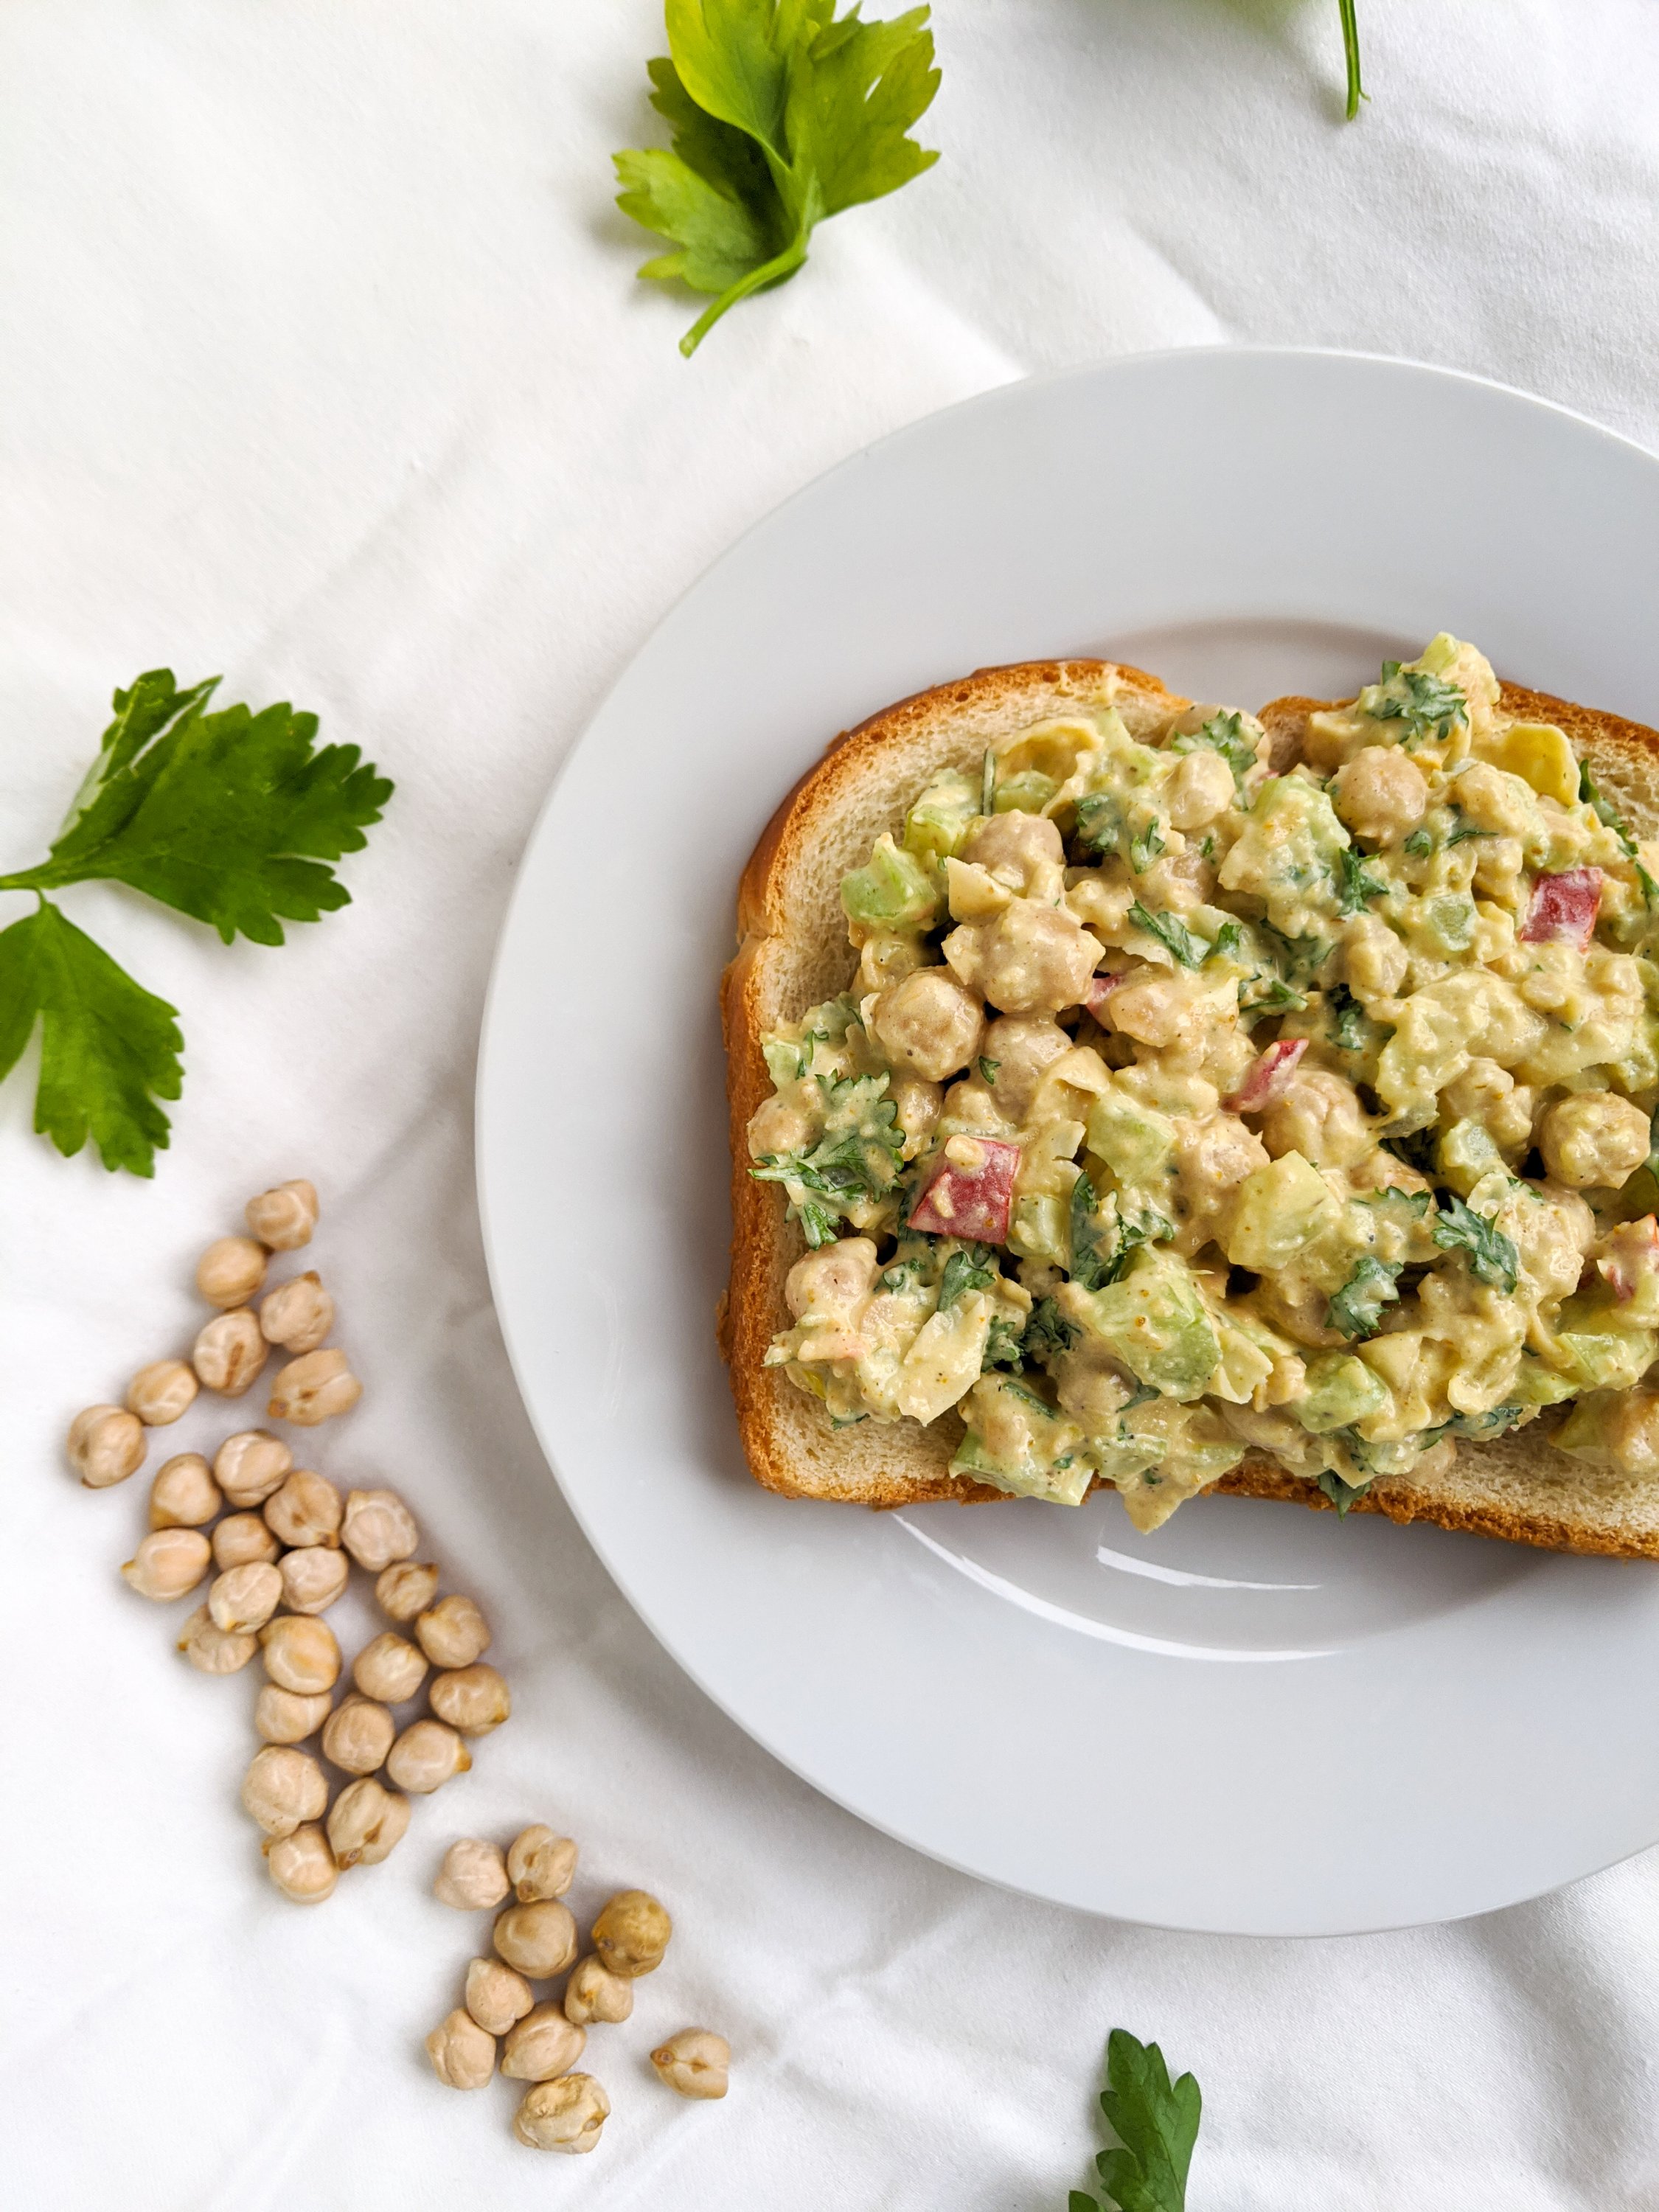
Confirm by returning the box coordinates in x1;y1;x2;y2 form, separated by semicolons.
1431;1191;1520;1293
1071;2028;1203;2212
615;0;941;355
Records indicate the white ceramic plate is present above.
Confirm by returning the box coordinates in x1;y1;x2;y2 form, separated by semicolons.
478;350;1659;1935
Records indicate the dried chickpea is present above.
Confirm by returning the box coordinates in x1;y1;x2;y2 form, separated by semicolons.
563;1955;633;2027
375;1559;439;1621
246;1179;318;1251
178;1604;257;1675
650;2028;729;2100
352;1632;428;1705
196;1235;267;1309
192;1309;268;1396
125;1359;198;1426
214;1430;292;1508
426;2007;495;2090
212;1512;281;1571
68;1405;145;1489
429;1664;511;1736
465;1956;533;2036
264;1822;337;1903
241;1745;327;1837
259;1272;334;1354
512;2076;608;2154
493;1899;577;1979
386;1719;469;1794
415;1593;490;1669
269;1348;361;1426
279;1546;349;1615
261;1614;341;1696
434;1837;509;1910
592;1891;672;1978
502;2003;586;2083
122;1528;211;1601
263;1469;341;1550
322;1694;395;1776
148;1453;220;1528
327;1775;409;1867
209;1561;282;1633
255;1684;333;1744
340;1488;418;1573
507;1825;577;1903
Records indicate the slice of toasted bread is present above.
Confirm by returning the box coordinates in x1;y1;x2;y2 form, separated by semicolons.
720;663;1659;1556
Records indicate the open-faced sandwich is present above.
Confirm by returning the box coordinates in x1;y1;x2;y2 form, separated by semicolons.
720;636;1659;1556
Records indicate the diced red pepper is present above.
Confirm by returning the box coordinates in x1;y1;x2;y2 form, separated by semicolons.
1598;1214;1659;1302
908;1138;1021;1244
1224;1037;1307;1113
1520;867;1602;950
1085;973;1121;1018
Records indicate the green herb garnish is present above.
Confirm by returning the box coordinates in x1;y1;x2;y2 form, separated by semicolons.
1168;707;1258;790
1129;818;1167;874
1580;759;1638;855
981;1315;1026;1371
0;669;392;1175
1325;982;1368;1053
1338;0;1365;119
1128;902;1206;970
614;0;941;356
1316;1467;1368;1517
1431;1191;1520;1293
1444;807;1494;847
978;1056;1000;1085
1366;661;1468;748
938;1243;996;1310
1068;1169;1111;1291
1335;843;1388;916
1402;827;1433;858
1326;1254;1402;1340
751;1070;905;1242
1070;2028;1202;2212
1023;1296;1079;1363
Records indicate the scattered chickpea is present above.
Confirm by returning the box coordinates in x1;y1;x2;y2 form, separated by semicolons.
493;1899;577;1979
246;1179;319;1252
125;1359;198;1426
591;1890;672;1978
261;1614;341;1696
264;1822;337;1904
507;1825;577;1903
212;1512;281;1571
426;2007;495;2091
241;1745;328;1837
352;1632;428;1706
255;1684;333;1744
322;1693;396;1777
512;2075;609;2154
429;1664;511;1736
214;1430;293;1509
434;1837;509;1911
269;1347;361;1426
375;1559;439;1621
68;1404;146;1489
415;1593;490;1669
259;1272;334;1354
327;1776;410;1867
122;1527;211;1601
650;2028;729;2101
340;1488;418;1573
177;1604;258;1675
563;1955;633;2028
386;1719;470;1795
501;2003;586;2084
196;1235;268;1309
465;1955;534;2036
279;1546;349;1615
263;1469;342;1550
148;1453;220;1529
192;1310;268;1396
209;1561;283;1634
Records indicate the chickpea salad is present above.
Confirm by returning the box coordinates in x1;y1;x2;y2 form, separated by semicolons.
746;637;1659;1531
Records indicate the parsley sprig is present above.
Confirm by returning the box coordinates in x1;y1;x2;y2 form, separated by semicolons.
1326;1253;1402;1340
1431;1191;1520;1294
0;669;392;1175
615;0;941;355
1071;2029;1202;2212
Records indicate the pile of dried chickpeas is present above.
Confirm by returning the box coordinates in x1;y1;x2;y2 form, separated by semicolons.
428;1825;728;2152
67;1180;511;1901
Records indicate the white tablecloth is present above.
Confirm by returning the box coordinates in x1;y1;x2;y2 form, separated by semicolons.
6;4;1659;2205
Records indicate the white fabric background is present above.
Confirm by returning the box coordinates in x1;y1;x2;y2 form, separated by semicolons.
4;3;1659;2205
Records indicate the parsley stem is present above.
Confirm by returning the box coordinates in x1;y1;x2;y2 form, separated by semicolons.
680;234;810;357
1338;0;1366;119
